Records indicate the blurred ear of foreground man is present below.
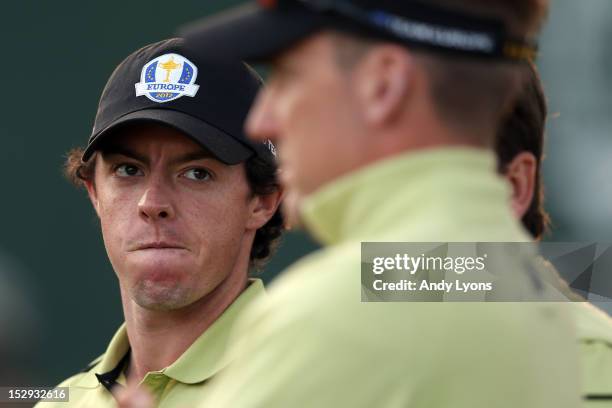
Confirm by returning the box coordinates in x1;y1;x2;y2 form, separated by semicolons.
496;62;612;405
177;0;582;407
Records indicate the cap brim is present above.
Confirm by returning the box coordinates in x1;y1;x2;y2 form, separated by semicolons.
82;109;254;165
180;2;324;62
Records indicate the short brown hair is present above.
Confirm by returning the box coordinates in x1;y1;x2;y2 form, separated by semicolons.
495;62;550;239
333;0;550;145
417;0;549;143
65;146;284;270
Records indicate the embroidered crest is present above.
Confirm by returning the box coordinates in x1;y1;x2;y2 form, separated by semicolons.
135;53;199;103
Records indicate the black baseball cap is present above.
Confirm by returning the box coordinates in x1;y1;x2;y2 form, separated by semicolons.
181;0;537;63
83;38;276;165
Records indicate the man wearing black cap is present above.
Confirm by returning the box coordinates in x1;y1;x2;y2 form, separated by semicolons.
178;1;581;407
39;38;282;407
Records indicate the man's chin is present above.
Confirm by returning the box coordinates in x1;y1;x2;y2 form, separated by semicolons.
130;280;195;311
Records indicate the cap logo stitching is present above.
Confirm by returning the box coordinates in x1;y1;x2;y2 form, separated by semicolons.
264;140;277;157
135;53;200;103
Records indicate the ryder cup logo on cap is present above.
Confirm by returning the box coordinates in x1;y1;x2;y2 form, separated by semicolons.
135;53;199;103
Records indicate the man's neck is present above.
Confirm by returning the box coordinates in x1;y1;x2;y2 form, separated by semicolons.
120;265;249;385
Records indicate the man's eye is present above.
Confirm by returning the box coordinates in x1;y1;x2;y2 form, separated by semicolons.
115;164;143;177
183;168;212;181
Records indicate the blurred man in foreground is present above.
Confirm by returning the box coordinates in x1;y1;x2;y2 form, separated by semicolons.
177;1;581;406
497;62;612;405
40;38;282;407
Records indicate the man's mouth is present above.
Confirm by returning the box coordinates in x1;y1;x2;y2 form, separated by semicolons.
130;242;187;251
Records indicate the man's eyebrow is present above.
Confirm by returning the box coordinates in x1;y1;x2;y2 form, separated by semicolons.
100;147;215;166
169;150;214;166
101;146;148;165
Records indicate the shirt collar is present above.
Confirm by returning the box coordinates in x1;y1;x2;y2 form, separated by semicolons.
73;324;131;388
77;279;265;388
300;147;510;245
162;279;264;384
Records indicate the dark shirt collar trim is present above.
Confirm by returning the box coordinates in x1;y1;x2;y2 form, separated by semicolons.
95;349;130;393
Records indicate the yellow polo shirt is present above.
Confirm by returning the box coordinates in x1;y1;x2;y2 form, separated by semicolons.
575;302;612;406
197;149;581;407
38;279;264;407
541;262;612;405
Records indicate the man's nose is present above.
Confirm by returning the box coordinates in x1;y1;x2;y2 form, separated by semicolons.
246;89;279;142
137;182;175;222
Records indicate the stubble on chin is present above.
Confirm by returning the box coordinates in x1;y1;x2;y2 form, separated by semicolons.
130;279;195;311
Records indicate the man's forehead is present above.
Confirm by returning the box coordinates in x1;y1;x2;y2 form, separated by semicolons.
98;123;214;161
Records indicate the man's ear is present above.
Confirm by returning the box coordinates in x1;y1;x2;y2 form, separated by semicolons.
84;179;101;217
353;44;413;127
504;151;537;219
246;186;284;230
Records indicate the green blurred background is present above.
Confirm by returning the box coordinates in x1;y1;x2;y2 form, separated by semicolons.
0;0;611;388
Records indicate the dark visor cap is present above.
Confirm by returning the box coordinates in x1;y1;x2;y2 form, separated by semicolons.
83;38;275;165
181;0;538;63
181;1;327;63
